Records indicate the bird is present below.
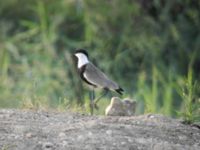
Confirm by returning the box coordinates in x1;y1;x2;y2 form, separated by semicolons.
73;49;124;114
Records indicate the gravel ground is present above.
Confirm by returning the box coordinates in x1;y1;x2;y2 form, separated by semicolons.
0;109;200;150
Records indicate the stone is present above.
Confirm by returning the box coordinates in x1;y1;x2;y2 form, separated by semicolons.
42;142;54;149
123;98;136;116
105;97;136;116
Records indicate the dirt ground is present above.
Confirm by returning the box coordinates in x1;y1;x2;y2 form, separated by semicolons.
0;109;200;150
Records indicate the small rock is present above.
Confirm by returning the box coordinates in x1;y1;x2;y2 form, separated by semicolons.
121;141;126;145
42;142;54;149
105;97;126;116
105;97;136;116
25;132;33;138
88;131;93;136
148;114;155;119
62;140;68;146
178;135;187;141
128;138;133;143
58;132;66;138
77;135;84;140
135;138;147;144
106;130;112;135
123;98;136;116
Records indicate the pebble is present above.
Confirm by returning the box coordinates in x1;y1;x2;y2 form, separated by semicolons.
62;140;68;146
77;135;84;140
58;132;66;138
106;130;112;135
178;135;187;141
42;142;54;149
88;131;93;136
25;132;33;138
121;141;126;145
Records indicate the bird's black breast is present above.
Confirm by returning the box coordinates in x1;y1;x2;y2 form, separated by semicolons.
78;64;97;87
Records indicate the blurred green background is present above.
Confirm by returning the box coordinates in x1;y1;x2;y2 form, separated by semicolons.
0;0;199;121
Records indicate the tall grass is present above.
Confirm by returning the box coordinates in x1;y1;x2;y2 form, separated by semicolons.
178;68;200;123
135;63;200;123
136;65;181;117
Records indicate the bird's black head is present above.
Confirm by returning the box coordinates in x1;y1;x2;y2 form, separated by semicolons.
74;49;89;58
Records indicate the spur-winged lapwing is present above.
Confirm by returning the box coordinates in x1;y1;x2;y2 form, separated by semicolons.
73;49;124;114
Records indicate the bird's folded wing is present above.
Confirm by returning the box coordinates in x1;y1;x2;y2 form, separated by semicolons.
83;63;119;90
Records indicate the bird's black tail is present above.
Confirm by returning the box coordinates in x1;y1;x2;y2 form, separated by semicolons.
115;87;124;95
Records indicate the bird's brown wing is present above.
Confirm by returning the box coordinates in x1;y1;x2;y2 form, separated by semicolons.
83;63;119;90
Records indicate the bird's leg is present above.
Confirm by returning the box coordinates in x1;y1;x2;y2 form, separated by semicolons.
94;89;108;110
89;88;95;115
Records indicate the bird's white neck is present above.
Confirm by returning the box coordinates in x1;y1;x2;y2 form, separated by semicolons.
75;53;89;68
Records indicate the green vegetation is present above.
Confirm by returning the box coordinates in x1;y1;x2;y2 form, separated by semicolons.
178;68;200;123
0;0;199;122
